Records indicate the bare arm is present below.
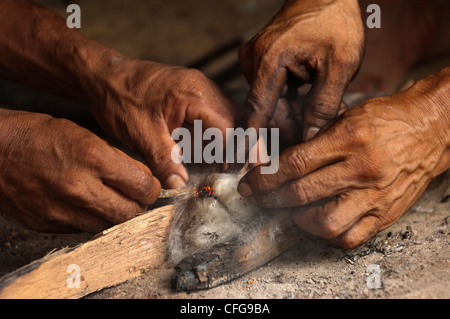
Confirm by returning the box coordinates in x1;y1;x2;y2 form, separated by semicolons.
0;0;238;189
0;0;117;102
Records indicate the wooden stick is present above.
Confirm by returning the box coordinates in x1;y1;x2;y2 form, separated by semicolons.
0;205;174;299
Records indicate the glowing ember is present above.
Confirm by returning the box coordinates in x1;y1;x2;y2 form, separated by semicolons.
195;186;215;198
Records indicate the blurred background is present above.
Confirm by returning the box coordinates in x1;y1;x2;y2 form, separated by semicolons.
35;0;284;92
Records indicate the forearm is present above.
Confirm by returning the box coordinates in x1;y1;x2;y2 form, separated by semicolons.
0;0;122;103
286;0;358;6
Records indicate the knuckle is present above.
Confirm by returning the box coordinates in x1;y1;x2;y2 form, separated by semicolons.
133;169;152;193
318;214;342;240
343;117;373;148
310;100;340;121
357;153;385;181
248;33;283;70
148;150;180;181
249;36;268;58
245;91;271;117
338;114;387;181
84;139;108;165
65;177;88;202
133;171;160;204
283;147;309;176
333;51;360;70
291;181;314;205
183;68;208;85
149;145;170;166
255;174;275;193
330;43;363;71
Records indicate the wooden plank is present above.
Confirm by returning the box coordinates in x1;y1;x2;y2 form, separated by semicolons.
0;205;174;299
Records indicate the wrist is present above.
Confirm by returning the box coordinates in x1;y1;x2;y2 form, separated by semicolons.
284;0;359;9
74;43;127;104
404;67;450;176
0;1;125;106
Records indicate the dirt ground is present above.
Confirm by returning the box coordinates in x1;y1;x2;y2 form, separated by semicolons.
0;0;449;299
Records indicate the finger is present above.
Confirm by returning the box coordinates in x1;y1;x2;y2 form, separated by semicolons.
333;177;431;249
331;214;382;249
238;130;346;197
267;98;302;147
13;208;81;234
49;204;113;234
252;161;353;208
240;45;306;143
100;147;161;205
238;42;253;83
291;190;373;240
244;63;288;132
145;120;189;189
25;201;113;234
70;180;146;225
301;67;350;141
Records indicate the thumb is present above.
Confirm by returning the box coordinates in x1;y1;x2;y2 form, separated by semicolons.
145;121;189;189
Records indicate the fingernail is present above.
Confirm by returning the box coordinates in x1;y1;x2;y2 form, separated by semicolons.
166;174;187;189
304;127;320;141
238;181;252;197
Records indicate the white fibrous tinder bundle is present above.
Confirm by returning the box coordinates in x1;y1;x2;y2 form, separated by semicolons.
167;173;277;264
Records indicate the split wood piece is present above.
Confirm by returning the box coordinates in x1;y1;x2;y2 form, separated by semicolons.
0;205;174;299
172;210;302;291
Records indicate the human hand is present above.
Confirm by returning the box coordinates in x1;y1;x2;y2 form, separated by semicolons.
87;58;238;189
238;68;450;248
239;0;364;142
0;110;160;233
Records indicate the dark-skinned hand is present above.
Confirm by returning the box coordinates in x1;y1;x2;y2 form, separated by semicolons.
239;0;364;143
238;67;450;248
0;110;161;233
